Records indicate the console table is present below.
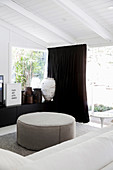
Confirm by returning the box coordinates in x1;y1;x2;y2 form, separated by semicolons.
0;102;56;127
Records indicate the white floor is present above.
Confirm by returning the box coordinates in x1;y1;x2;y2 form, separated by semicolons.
88;121;106;128
0;124;16;136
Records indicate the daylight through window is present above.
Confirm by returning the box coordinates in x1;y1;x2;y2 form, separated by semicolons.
87;46;113;112
12;47;47;90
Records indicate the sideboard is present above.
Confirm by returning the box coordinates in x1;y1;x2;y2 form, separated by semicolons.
0;102;56;127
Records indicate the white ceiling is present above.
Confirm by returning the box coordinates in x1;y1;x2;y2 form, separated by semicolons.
0;0;113;48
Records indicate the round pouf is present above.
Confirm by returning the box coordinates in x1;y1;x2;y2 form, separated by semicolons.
17;112;75;151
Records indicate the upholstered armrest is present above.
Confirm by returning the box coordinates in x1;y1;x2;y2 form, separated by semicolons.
0;149;32;170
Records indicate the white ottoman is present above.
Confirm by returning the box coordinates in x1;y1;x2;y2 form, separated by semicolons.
17;112;75;150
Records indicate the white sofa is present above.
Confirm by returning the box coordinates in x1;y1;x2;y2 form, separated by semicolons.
1;125;113;170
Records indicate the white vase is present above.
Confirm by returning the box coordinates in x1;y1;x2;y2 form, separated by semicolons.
41;78;56;101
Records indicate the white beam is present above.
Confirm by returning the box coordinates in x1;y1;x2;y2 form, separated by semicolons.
53;0;113;41
0;0;75;44
0;19;47;49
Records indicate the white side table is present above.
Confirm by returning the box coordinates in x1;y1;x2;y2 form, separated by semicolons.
90;111;113;128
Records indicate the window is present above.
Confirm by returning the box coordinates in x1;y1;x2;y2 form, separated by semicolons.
12;47;47;90
87;46;113;112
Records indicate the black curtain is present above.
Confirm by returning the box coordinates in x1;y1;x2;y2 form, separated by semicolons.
48;44;89;123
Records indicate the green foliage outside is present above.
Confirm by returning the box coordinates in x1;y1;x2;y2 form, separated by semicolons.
12;48;46;90
94;104;113;112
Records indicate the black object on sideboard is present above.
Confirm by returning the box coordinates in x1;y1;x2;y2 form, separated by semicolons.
0;102;56;127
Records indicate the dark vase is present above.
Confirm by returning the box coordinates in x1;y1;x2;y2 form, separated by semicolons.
22;91;26;104
33;88;42;103
26;95;33;104
25;87;32;95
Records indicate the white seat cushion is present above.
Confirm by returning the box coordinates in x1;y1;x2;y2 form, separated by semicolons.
101;161;113;170
0;149;32;170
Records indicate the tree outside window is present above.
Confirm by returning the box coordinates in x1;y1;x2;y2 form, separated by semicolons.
12;47;47;90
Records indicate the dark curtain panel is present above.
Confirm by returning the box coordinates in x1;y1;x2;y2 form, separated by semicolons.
48;44;89;123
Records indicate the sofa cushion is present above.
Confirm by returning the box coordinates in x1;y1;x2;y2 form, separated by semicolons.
27;125;113;161
0;148;32;170
101;161;113;170
18;130;113;170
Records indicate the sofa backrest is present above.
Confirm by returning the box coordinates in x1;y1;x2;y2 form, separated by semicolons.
17;130;113;170
27;125;113;161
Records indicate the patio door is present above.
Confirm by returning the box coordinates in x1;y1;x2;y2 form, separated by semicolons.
87;46;113;113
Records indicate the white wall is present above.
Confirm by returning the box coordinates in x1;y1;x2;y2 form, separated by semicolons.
11;32;44;50
0;26;9;84
0;24;46;84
